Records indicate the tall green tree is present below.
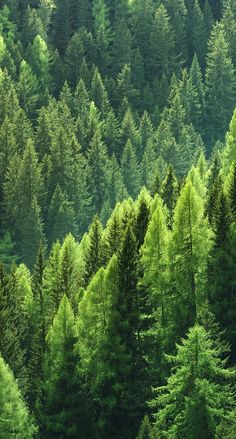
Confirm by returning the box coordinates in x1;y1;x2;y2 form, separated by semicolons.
41;294;92;438
0;353;37;438
205;24;235;146
150;325;236;439
170;181;212;336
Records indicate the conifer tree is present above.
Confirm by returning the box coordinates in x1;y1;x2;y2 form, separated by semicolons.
0;116;17;197
86;131;109;214
0;354;37;438
43;241;62;331
136;416;153;439
149;4;176;81
42;294;92;438
29;35;52;95
52;0;70;54
65;32;85;88
90;67;110;116
223;109;236;172
115;64;139;109
150;325;236;438
121;140;140;199
205;24;235;146
120;107;141;157
141;196;170;327
84;215;104;285
161;165;179;224
170;181;212;336
131;0;154;69
227;160;236;219
104;109;120;155
28;243;46;409
18;60;39;118
47;184;77;245
111;14;131;75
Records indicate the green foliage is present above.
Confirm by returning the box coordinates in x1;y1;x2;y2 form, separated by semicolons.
170;181;212;335
0;353;37;438
150;325;236;438
0;2;236;438
205;24;235;146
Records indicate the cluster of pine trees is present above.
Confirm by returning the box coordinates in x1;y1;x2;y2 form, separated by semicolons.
1;0;236;438
0;0;236;267
2;113;236;437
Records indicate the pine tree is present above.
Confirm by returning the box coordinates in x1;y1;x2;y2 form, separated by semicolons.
29;35;52;95
223;109;236;172
4;140;44;266
150;325;236;438
205;24;235;146
120;107;141;158
86;131;109;214
115;221;149;438
18;60;39;118
136;416;153;439
104;109;120;155
90;67;110;116
58;234;81;311
0;353;37;438
105;154;127;211
161;165;179;224
221;1;236;67
170;181;212;336
77;255;134;438
47;185;77;246
52;0;71;54
65;32;85;89
135;189;151;250
111;14;131;75
141;196;170;328
149;4;176;81
28;242;46;410
92;0;111;73
43;241;62;331
0;116;17;199
140;140;157;191
121;140;140;199
41;295;92;438
131;0;154;70
227;160;236;218
84;215;104;285
0;232;18;268
115;64;139;110
162;0;187;59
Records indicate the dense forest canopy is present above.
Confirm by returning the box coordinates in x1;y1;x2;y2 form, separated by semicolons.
1;0;236;438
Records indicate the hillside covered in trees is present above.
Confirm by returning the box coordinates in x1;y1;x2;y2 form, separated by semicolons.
1;0;236;438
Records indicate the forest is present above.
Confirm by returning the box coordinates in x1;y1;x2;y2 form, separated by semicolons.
1;0;236;437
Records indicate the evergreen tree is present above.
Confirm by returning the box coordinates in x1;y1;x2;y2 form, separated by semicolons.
227;160;236;218
150;325;236;438
84;215;104;285
52;0;71;54
47;184;77;245
90;67;110;116
121;140;140;199
18;60;39;118
141;196;170;328
65;32;85;89
0;353;37;438
42;294;92;438
86;131;109;214
137;416;153;439
170;181;212;336
149;4;176;81
205;24;235;146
